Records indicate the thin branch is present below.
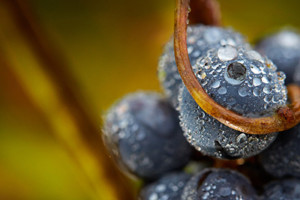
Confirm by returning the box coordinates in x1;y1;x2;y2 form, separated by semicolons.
5;0;134;199
174;0;300;134
189;0;221;25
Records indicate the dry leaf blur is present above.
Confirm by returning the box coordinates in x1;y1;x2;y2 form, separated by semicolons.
0;0;299;199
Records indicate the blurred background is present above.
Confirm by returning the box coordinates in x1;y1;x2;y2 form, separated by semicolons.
0;0;300;199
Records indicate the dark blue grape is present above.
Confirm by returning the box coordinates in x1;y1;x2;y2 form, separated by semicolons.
139;172;191;200
260;123;300;178
103;92;192;180
181;168;258;200
158;25;247;107
255;30;300;84
178;46;285;159
261;178;300;200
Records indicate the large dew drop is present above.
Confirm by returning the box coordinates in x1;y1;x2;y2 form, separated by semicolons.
217;46;238;61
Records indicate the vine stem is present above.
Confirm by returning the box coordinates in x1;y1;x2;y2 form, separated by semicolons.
189;0;221;25
4;0;134;199
174;0;300;134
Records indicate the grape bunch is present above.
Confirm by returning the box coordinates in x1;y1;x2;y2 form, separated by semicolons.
103;24;300;199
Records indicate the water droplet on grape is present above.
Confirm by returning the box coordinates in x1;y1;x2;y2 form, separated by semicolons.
253;77;262;86
218;87;227;95
238;87;249;97
217;46;238;61
250;65;261;74
263;85;272;94
211;80;221;88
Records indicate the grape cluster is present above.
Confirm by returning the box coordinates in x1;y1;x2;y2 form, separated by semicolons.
103;25;300;199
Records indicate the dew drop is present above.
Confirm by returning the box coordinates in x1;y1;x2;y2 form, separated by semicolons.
156;184;166;192
211;80;221;88
193;50;201;57
264;96;272;103
236;133;247;143
250;65;261;74
246;50;264;63
200;72;207;79
217;46;238;61
253;77;262;86
218;87;227;95
272;96;279;103
199;111;206;118
253;87;261;96
119;131;126;139
277;71;286;83
187;46;193;54
197;40;205;47
238;87;249;97
262;76;269;84
202;192;210;200
264;104;270;110
149;193;158;200
227;38;236;46
263;85;272;94
219;187;232;197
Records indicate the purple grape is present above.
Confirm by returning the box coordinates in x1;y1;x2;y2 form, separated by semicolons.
103;92;192;180
178;46;285;159
260;123;300;178
139;172;191;200
181;168;258;200
261;178;300;200
158;25;247;107
256;30;300;84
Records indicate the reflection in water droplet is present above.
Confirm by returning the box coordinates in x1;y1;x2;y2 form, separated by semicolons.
224;63;247;85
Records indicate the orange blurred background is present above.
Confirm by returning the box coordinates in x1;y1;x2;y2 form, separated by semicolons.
0;0;300;199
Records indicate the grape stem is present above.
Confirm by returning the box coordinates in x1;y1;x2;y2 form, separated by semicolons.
5;0;134;199
174;0;300;134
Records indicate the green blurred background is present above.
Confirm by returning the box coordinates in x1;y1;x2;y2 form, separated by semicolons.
0;0;300;199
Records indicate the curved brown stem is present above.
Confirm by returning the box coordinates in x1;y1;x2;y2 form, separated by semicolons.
174;0;300;134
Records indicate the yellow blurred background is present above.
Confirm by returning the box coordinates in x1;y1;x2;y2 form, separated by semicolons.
0;0;300;199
